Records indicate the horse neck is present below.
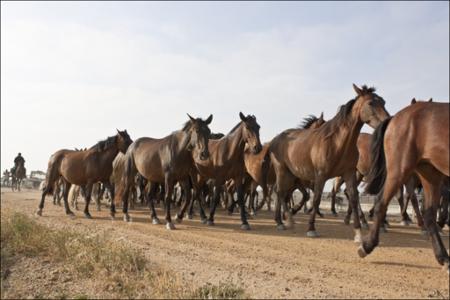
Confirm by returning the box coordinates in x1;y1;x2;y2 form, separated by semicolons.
222;124;246;161
173;130;192;154
97;146;120;166
329;107;363;155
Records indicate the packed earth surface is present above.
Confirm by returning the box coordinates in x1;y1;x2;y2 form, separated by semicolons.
1;188;449;299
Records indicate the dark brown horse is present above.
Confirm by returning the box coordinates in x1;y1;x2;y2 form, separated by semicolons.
269;84;389;241
191;112;262;230
360;101;449;272
11;160;26;192
244;114;326;216
37;130;132;219
115;114;212;229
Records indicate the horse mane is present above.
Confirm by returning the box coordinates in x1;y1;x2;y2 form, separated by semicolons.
89;135;117;152
228;122;243;134
298;115;320;129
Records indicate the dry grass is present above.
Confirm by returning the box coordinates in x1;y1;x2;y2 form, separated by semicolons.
1;212;246;299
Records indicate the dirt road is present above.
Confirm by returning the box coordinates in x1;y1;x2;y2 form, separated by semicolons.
1;188;449;299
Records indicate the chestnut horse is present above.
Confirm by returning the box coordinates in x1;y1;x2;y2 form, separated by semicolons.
243;114;326;216
269;84;389;241
191;112;262;230
37;130;132;219
115;114;212;230
360;101;449;272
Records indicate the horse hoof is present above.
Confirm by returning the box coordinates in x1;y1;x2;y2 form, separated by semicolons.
110;214;115;221
318;213;324;218
35;209;43;217
361;223;369;230
277;224;286;231
357;246;367;258
443;262;449;274
331;212;338;217
380;226;388;233
175;215;183;224
84;213;92;219
354;234;362;243
201;218;208;224
306;231;319;238
188;214;194;220
206;220;215;226
123;214;131;222
400;220;411;226
152;218;160;225
344;218;350;225
384;221;391;228
68;213;76;219
241;223;251;231
166;222;176;230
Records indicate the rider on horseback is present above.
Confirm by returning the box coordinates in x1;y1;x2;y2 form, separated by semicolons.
14;153;25;168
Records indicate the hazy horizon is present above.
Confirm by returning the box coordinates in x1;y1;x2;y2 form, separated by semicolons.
1;2;449;191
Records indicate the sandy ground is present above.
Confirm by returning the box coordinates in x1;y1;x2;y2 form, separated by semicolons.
1;188;449;299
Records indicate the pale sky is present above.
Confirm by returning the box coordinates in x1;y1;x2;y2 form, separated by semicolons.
1;2;449;188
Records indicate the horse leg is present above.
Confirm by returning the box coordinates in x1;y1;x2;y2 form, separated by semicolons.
306;179;325;237
359;164;411;257
37;185;52;216
236;182;251;230
437;184;449;229
291;186;309;215
331;177;344;216
62;180;75;217
415;165;449;271
103;181;115;219
397;187;412;225
206;184;222;226
82;183;93;219
342;171;363;243
146;182;160;224
163;176;175;230
175;179;192;223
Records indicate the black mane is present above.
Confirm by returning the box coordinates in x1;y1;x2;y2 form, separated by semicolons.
89;135;117;152
298;115;320;129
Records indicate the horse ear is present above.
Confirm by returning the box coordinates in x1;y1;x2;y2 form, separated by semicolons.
205;114;213;125
352;84;363;96
187;113;195;122
428;98;433;102
319;112;324;121
239;112;246;121
411;98;416;104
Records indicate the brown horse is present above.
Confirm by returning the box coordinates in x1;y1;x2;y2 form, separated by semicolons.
191;112;262;230
360;101;449;272
37;130;132;219
11;161;26;192
243;114;326;216
115;114;212;230
269;84;389;241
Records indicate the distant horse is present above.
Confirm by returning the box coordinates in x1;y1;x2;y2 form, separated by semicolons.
2;170;11;187
11;161;26;192
269;84;389;241
115;114;212;229
37;130;132;219
360;101;449;272
191;112;262;230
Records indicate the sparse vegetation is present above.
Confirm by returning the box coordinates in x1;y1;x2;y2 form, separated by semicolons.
190;281;247;299
0;212;247;299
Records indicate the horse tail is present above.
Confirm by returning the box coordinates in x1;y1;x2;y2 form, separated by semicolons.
42;152;65;195
114;147;137;207
365;117;392;195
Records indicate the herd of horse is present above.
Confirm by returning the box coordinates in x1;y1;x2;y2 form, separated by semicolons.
34;84;449;272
